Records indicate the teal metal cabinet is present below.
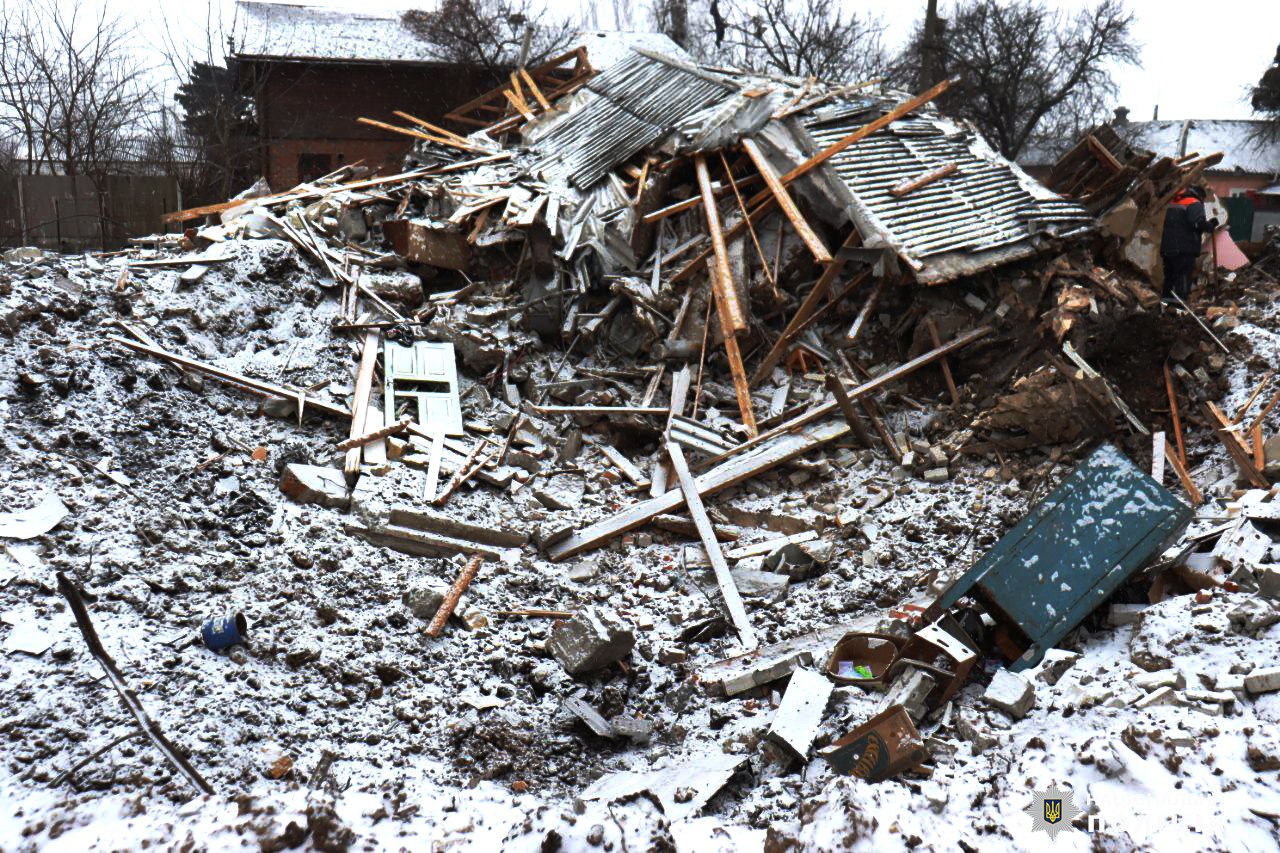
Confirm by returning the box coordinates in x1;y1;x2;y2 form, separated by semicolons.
926;444;1192;671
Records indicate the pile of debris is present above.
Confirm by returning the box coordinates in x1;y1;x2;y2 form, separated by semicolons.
3;44;1279;851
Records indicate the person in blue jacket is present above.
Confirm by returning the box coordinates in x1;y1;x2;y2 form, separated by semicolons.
1160;185;1219;302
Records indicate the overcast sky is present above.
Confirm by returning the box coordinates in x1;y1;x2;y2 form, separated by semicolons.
135;0;1274;121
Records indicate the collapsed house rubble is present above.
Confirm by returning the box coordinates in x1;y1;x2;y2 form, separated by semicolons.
3;44;1280;851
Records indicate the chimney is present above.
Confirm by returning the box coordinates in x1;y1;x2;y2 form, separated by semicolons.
1112;106;1130;125
1152;104;1159;121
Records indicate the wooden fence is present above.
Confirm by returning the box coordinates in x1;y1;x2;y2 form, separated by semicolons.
0;174;181;251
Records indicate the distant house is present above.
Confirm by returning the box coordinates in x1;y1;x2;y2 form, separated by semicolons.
1021;107;1280;242
232;1;681;191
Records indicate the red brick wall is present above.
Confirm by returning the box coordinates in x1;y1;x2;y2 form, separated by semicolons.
250;60;499;190
264;138;411;189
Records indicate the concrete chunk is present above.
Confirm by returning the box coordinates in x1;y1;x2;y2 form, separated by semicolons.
766;668;834;762
547;608;635;674
1135;686;1179;708
280;463;350;509
734;568;790;602
1133;668;1185;691
884;667;937;722
1108;603;1147;626
403;583;448;621
1245;666;1280;695
983;670;1034;719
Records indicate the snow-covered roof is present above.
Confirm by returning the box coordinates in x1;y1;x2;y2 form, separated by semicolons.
232;1;684;68
1019;118;1280;177
1119;119;1280;175
234;1;438;65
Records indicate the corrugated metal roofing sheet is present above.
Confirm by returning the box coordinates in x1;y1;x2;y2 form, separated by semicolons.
804;104;1092;271
531;51;734;189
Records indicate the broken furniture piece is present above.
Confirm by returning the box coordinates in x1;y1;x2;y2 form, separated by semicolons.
384;340;463;499
925;444;1192;670
384;340;463;433
826;613;977;708
818;704;928;783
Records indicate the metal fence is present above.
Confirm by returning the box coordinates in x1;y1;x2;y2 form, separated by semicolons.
0;174;181;251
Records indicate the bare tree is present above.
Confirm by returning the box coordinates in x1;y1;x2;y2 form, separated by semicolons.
151;0;262;205
1250;44;1280;145
894;0;1139;160
648;0;692;50
0;0;155;179
401;0;575;83
716;0;888;83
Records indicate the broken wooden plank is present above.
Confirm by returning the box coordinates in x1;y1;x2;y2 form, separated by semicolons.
1235;371;1274;424
925;319;960;405
425;555;483;638
889;161;958;197
1163;441;1202;505
1205;402;1269;488
597;442;650;487
532;404;668;416
667;442;757;650
344;521;509;560
422;430;445;501
336;416;411;451
750;230;861;385
1152;431;1166;483
356;116;486;153
824;373;871;447
650;365;692;498
652;513;738;542
724;530;818;561
694;155;747;334
107;336;348;419
741;138;831;263
344;331;380;484
705;259;758;437
433;440;494;506
548;419;849;562
388;505;527;548
703;327;991;469
844;276;888;346
1164;361;1186;466
1062;341;1148;435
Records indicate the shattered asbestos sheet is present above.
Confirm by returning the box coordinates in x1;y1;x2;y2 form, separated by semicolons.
1;39;1279;853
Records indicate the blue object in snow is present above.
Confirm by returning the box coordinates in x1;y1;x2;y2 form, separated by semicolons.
925;444;1191;671
201;612;248;651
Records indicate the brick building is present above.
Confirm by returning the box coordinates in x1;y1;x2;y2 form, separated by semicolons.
232;1;679;191
232;1;500;190
1020;108;1280;242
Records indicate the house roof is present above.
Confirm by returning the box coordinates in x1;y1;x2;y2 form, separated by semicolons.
1118;119;1279;175
1021;117;1280;176
232;1;683;68
803;102;1093;284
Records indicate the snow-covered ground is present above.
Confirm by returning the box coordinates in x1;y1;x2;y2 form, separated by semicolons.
1;242;1278;850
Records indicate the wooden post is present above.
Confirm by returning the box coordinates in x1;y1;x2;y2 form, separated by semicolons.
425;555;484;637
667;442;758;650
925;319;960;405
1163;362;1186;466
741;138;831;263
344;331;380;484
825;373;871;447
750;229;860;385
694;155;747;334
